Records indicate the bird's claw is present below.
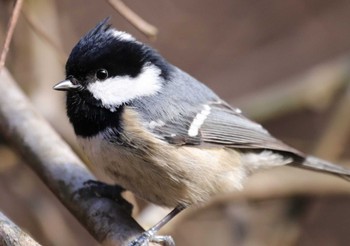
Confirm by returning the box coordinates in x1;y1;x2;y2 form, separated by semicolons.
78;180;133;214
151;235;175;246
129;232;175;246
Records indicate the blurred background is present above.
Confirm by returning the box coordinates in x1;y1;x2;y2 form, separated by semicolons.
1;0;350;245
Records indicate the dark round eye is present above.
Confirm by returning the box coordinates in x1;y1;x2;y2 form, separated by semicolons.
96;69;108;80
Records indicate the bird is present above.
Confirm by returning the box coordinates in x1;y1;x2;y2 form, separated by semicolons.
54;18;350;246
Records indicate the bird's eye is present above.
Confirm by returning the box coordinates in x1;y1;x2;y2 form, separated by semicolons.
96;69;108;80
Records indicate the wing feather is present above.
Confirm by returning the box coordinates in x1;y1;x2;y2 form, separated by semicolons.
151;101;303;156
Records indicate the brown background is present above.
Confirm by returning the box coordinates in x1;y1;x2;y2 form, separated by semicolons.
1;0;350;245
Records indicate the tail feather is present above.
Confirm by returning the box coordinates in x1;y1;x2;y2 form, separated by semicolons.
296;156;350;181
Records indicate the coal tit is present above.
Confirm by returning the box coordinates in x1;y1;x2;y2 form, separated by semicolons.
54;18;350;246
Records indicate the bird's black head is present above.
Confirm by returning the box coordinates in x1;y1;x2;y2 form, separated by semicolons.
66;18;164;83
54;18;172;137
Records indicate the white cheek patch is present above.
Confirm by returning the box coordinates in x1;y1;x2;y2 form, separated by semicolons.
188;105;211;137
87;64;163;110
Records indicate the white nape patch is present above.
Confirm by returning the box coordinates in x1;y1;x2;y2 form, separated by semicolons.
188;105;211;137
242;150;293;173
148;120;165;129
108;29;135;41
87;64;163;110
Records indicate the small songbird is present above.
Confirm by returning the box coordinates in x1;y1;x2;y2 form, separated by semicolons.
54;18;350;246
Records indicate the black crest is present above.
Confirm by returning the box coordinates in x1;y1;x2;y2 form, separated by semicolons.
65;18;172;82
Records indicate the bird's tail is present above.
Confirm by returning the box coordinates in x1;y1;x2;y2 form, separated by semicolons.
294;156;350;181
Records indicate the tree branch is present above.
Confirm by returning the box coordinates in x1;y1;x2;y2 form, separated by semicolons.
0;211;41;246
21;8;67;65
106;0;158;39
235;58;350;121
0;68;145;245
313;83;350;160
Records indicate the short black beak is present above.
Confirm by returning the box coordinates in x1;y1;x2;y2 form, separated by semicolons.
53;80;80;91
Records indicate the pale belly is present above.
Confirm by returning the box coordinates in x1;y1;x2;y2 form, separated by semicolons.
76;132;248;207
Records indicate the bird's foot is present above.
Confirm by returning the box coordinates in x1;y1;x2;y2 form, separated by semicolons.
129;231;175;246
82;180;124;198
78;180;133;214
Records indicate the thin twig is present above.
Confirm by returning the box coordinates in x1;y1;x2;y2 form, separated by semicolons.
0;211;41;246
106;0;158;39
0;0;24;70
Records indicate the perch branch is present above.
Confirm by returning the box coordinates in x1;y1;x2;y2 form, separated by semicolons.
0;0;24;70
106;0;158;39
0;68;146;245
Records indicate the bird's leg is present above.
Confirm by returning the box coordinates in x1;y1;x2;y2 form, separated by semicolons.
129;204;187;246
